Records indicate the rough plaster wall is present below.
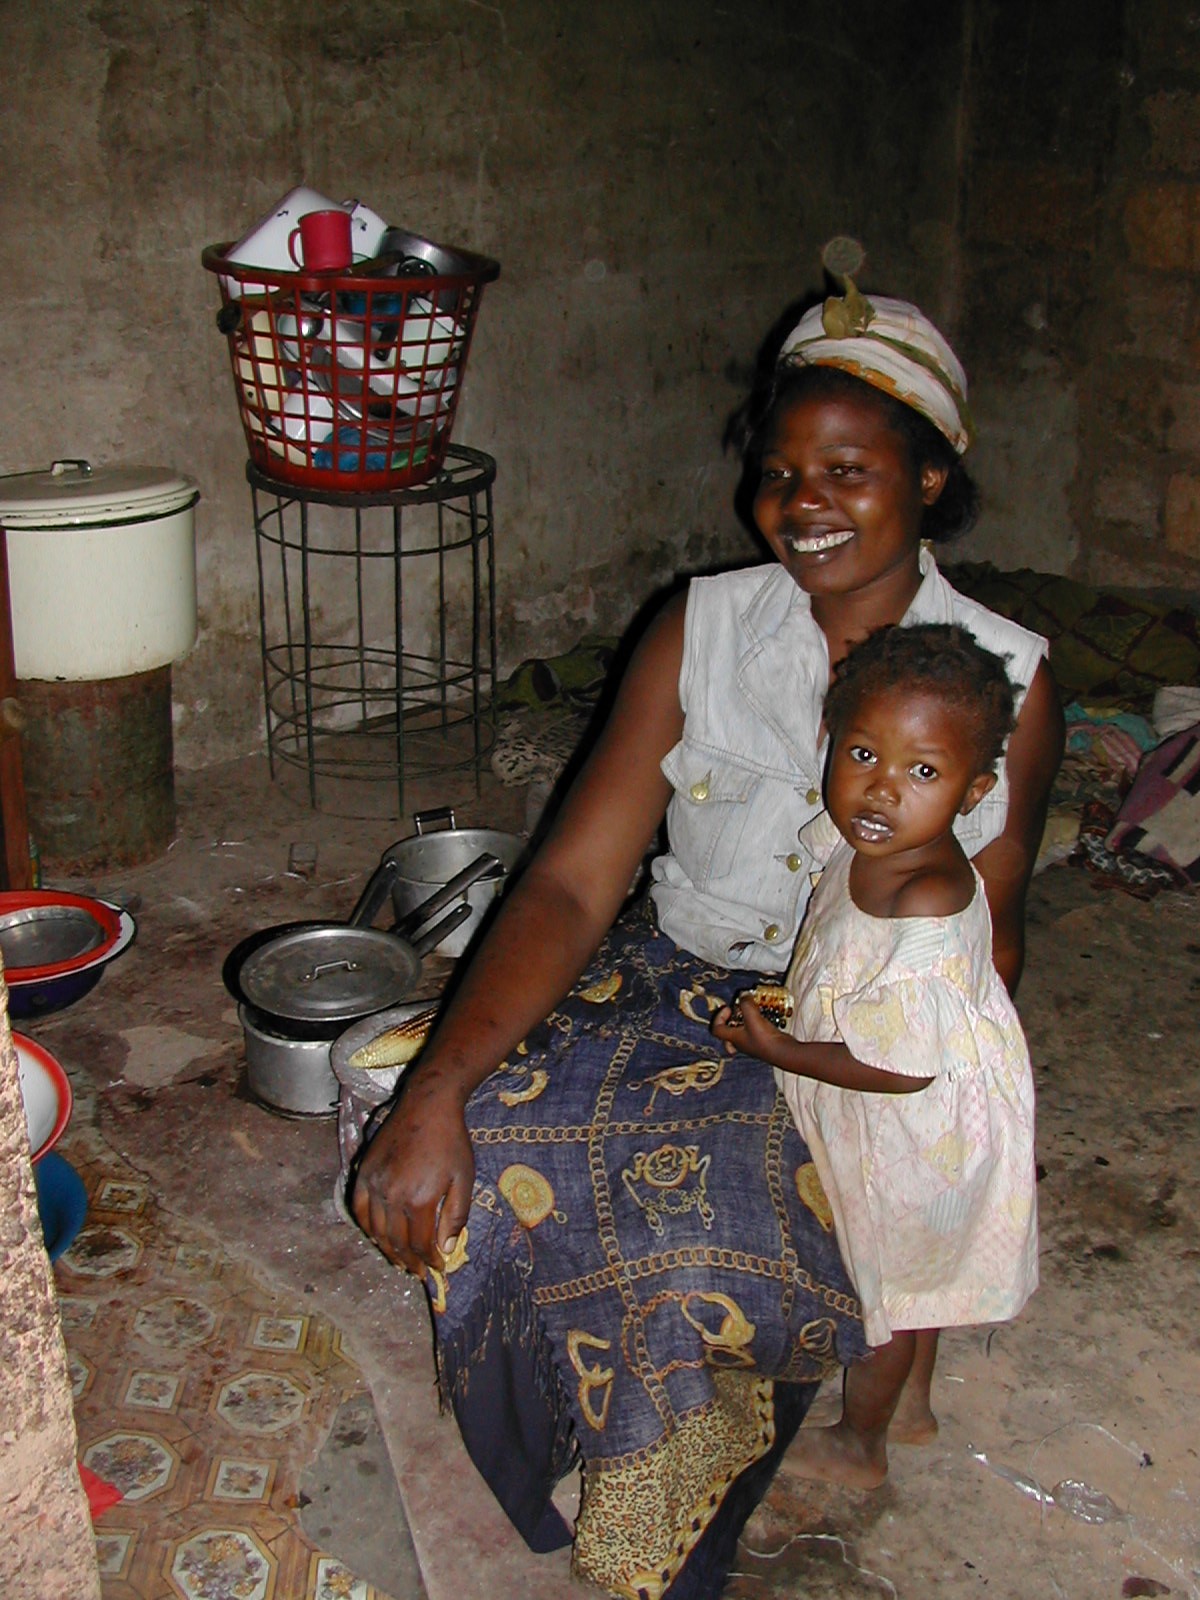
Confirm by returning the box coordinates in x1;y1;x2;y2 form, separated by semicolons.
0;989;100;1599
0;0;964;768
951;0;1104;575
1078;0;1200;587
954;0;1200;595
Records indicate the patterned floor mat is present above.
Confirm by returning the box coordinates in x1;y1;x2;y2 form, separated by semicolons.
53;1125;400;1600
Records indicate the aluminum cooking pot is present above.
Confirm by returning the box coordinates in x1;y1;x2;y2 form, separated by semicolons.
223;852;499;1043
237;1003;345;1118
383;807;526;959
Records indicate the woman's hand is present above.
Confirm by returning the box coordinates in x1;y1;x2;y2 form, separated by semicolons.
351;1075;475;1275
349;591;689;1273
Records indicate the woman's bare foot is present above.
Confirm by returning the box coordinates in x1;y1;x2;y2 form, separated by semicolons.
785;1420;888;1489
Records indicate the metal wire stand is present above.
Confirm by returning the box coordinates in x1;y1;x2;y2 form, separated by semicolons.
248;447;497;817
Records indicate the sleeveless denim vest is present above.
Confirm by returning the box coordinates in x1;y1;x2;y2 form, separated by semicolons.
649;550;1048;971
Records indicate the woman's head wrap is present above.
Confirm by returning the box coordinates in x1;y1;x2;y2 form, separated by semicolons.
777;283;974;455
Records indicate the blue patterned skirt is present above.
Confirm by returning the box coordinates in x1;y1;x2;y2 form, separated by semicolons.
429;902;866;1599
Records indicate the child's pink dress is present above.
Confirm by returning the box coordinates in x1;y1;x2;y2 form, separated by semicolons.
780;828;1038;1347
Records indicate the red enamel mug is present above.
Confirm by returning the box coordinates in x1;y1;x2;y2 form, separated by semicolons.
288;208;353;272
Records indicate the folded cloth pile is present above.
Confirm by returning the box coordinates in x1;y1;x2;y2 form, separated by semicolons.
945;562;1200;713
1103;720;1200;886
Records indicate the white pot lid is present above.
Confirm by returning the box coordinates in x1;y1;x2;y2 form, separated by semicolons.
0;459;200;528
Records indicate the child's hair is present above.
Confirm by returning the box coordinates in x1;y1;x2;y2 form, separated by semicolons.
824;623;1017;772
728;363;980;543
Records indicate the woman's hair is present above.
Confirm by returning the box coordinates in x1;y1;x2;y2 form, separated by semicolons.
824;623;1017;773
729;363;980;543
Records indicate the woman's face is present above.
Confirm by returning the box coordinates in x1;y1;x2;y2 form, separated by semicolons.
752;387;949;605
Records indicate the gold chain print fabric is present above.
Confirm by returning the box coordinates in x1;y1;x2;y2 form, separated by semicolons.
427;902;865;1599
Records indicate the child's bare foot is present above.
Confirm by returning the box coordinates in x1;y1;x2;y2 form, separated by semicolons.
785;1421;888;1489
888;1327;940;1444
888;1397;939;1445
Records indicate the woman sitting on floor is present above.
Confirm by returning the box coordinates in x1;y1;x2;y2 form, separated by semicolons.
352;273;1063;1600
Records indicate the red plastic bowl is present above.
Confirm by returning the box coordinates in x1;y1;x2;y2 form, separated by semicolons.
15;1033;73;1161
0;891;123;982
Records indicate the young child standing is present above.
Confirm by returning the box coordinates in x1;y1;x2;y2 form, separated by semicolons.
712;622;1039;1489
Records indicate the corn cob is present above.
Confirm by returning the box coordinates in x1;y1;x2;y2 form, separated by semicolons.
728;984;794;1030
348;1006;439;1069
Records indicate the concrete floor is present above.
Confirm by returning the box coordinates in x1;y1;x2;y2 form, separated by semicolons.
31;751;1200;1600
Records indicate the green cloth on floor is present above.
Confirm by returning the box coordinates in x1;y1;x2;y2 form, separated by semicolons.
495;637;618;711
944;562;1200;713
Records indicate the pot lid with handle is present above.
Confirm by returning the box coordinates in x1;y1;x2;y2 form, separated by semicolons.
0;459;200;527
237;925;421;1024
233;852;493;1028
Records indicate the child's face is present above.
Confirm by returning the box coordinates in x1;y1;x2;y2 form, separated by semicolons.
825;685;996;860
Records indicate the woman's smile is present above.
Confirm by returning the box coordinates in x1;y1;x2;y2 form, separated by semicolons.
782;526;856;556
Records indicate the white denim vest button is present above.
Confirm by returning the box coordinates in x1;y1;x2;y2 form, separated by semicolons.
805;787;820;806
689;776;711;801
763;923;782;942
785;853;802;872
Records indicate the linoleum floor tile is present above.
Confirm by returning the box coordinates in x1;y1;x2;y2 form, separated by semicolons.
54;1124;404;1600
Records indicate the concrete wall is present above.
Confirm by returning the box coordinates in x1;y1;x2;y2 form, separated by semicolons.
0;0;963;768
955;0;1200;591
0;0;1194;773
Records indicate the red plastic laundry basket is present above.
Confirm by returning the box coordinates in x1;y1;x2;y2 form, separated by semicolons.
202;241;499;492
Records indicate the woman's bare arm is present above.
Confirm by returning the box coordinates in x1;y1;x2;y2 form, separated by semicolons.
351;593;687;1272
972;660;1064;994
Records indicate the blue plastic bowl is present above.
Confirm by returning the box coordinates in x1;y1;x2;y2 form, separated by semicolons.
34;1152;88;1262
8;963;106;1018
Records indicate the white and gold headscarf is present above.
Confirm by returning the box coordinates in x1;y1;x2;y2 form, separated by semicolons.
778;283;974;455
